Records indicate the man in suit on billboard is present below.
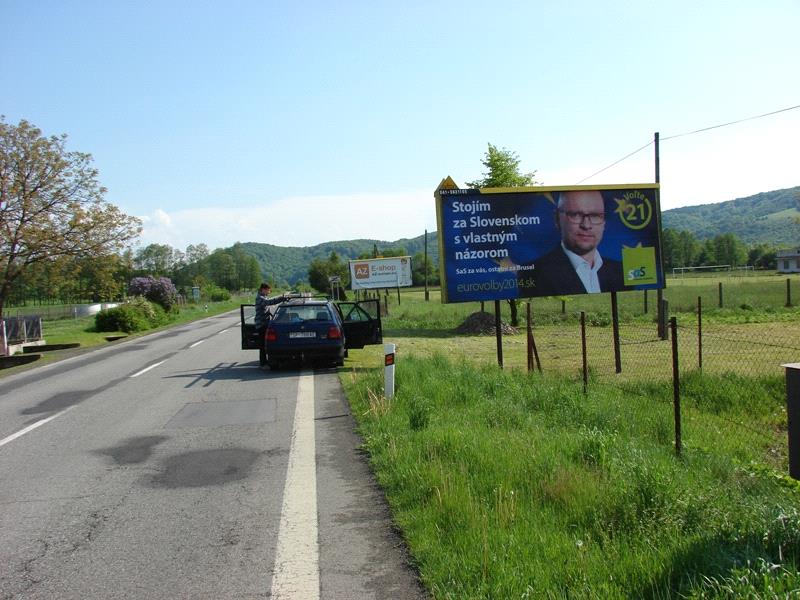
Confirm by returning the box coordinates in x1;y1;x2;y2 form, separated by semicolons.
520;190;623;296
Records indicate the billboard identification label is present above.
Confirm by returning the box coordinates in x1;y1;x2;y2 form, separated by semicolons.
435;184;663;303
349;256;413;290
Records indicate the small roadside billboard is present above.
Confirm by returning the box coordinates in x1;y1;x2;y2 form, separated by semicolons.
349;257;413;290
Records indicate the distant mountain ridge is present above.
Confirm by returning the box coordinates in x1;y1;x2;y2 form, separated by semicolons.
241;186;799;285
661;185;799;245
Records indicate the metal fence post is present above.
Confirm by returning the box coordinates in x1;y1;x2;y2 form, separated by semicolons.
671;317;681;457
718;282;723;308
784;363;800;480
697;296;703;371
787;278;793;308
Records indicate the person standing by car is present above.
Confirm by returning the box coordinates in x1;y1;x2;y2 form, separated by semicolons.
255;283;285;365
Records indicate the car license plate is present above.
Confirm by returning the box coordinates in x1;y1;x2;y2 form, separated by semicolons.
289;331;316;338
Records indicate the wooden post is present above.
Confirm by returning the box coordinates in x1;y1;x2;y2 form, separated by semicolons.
784;362;800;480
787;278;792;308
643;289;648;314
526;302;542;373
718;282;723;308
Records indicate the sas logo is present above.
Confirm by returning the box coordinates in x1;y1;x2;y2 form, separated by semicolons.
354;263;370;279
627;266;649;281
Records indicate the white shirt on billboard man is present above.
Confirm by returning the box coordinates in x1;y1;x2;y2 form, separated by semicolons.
519;190;623;296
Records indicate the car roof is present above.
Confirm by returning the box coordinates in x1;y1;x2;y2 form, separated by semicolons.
278;298;331;307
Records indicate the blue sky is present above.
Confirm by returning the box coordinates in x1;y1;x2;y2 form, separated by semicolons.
2;1;798;250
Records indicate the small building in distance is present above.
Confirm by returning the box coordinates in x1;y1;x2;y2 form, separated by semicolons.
777;248;800;273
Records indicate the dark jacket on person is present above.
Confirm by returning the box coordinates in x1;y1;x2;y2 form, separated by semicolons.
518;246;624;297
255;293;284;329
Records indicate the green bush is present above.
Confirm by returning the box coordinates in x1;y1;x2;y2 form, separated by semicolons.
94;298;168;332
202;283;230;302
95;305;150;332
126;296;168;326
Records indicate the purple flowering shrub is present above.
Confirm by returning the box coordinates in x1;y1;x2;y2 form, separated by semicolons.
128;276;178;311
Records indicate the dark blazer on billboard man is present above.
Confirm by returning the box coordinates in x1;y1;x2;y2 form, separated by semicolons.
518;246;624;297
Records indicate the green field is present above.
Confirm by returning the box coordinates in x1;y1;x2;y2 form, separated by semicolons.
342;275;800;598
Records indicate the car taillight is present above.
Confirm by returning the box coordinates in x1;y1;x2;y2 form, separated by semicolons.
327;326;342;339
265;327;277;342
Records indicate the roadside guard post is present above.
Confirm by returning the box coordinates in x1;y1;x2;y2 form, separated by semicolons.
784;363;800;480
384;343;396;399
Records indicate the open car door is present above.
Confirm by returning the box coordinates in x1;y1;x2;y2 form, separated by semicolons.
240;304;261;350
337;299;383;349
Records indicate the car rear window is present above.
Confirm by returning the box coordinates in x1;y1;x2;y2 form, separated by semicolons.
274;305;332;323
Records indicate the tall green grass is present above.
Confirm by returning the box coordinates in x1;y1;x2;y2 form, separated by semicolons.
342;355;800;598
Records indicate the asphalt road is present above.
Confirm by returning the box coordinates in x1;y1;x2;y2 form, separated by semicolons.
0;312;426;599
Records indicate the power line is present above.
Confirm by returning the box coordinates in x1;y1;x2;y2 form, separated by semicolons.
661;103;800;141
575;140;652;184
576;103;800;184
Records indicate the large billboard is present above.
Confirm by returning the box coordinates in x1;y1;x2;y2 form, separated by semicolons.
435;184;664;303
349;257;413;290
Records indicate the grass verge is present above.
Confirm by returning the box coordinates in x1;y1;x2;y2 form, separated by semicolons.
341;355;800;598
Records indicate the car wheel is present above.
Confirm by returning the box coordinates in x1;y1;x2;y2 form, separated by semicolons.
267;359;279;370
259;347;267;366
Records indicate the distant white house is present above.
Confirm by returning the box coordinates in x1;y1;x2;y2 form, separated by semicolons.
777;248;800;273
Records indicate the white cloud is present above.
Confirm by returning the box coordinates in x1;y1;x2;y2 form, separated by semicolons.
137;189;439;250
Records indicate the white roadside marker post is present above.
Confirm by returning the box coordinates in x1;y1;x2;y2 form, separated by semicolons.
384;343;396;399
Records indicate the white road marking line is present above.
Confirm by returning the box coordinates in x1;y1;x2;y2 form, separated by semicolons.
130;360;166;378
0;407;73;449
190;340;205;348
271;370;319;599
217;328;230;335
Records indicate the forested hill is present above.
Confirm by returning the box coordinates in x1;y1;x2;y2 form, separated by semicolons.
242;186;798;285
661;185;799;245
241;232;438;286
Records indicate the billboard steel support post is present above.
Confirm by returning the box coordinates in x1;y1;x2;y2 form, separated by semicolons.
611;292;621;374
671;317;681;457
526;302;533;372
494;300;503;369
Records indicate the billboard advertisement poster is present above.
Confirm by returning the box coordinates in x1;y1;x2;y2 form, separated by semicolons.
349;256;413;290
435;184;663;303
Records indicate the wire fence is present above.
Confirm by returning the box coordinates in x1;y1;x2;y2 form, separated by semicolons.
518;279;800;473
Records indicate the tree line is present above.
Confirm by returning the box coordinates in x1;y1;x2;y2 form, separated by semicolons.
661;229;778;271
6;242;263;308
0;117;788;321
